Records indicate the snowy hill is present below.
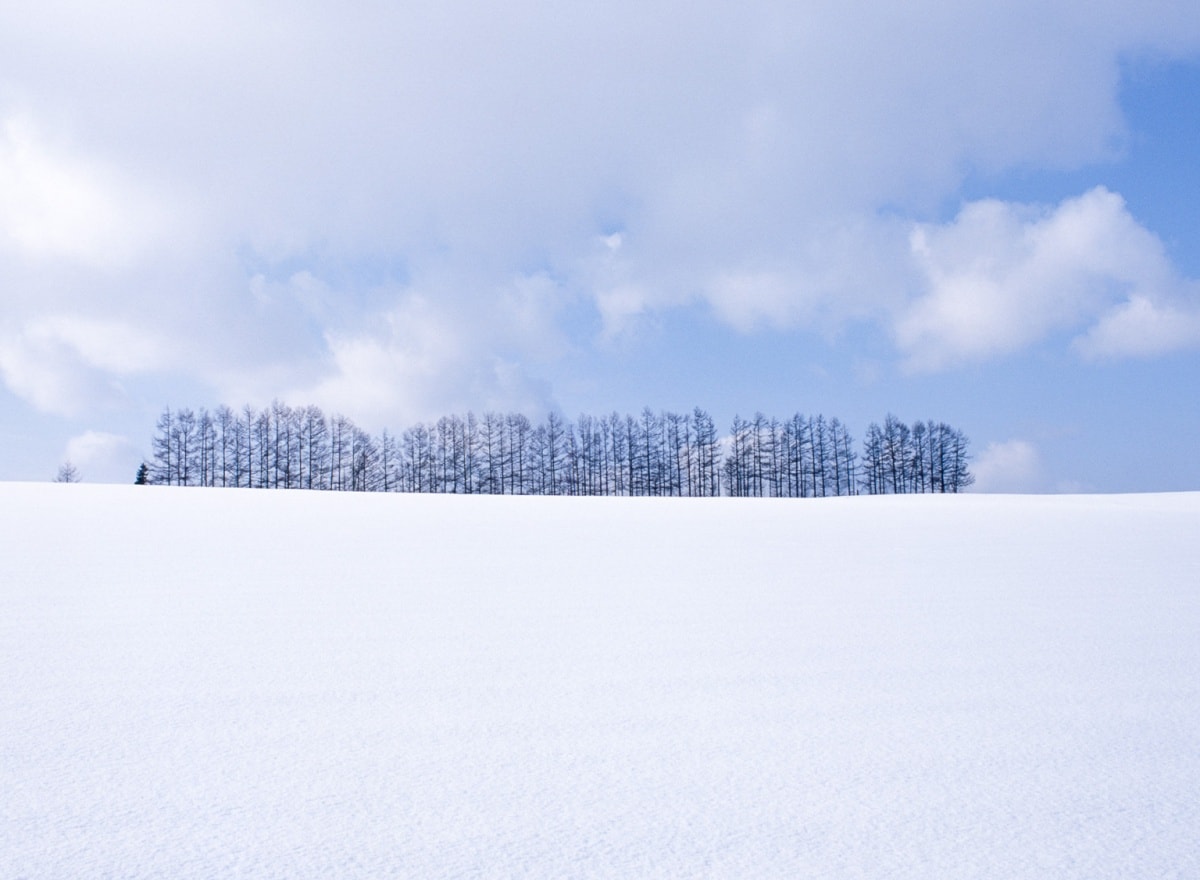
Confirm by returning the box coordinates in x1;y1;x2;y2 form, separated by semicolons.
3;484;1198;878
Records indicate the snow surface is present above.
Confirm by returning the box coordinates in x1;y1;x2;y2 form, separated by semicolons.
2;484;1199;878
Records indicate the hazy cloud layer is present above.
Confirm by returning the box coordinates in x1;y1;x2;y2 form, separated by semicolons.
2;0;1200;426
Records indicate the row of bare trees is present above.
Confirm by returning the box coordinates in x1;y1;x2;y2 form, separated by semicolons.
723;413;858;497
147;402;972;495
860;414;974;494
151;402;379;492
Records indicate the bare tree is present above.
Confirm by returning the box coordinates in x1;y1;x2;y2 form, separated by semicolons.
54;462;81;483
692;408;719;497
151;407;174;486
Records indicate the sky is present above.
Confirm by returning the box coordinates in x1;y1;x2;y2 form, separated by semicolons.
1;0;1199;491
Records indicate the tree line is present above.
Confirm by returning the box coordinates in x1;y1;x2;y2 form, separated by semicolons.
144;402;973;496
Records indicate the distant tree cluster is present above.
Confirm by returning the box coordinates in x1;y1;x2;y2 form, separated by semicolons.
144;402;973;496
859;414;974;495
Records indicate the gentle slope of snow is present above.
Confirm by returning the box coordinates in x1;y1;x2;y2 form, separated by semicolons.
2;484;1199;878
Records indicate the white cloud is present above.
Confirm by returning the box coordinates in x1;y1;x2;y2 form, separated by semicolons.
64;430;141;483
302;295;461;426
0;316;173;415
0;1;1198;423
0;114;175;268
700;217;913;334
971;440;1045;493
0;331;104;416
287;277;561;430
26;315;171;375
897;187;1199;371
594;284;658;340
707;271;798;333
1074;290;1200;359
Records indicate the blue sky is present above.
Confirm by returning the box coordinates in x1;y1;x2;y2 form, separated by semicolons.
2;0;1199;491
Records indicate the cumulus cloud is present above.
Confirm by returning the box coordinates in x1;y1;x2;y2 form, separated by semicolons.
897;187;1200;371
971;439;1045;493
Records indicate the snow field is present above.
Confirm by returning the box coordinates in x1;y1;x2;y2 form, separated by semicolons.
2;484;1198;878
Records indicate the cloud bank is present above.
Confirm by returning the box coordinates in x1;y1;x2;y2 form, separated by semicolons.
2;0;1199;426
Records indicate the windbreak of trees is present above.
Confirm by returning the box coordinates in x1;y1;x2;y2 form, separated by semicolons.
859;414;974;495
146;402;973;496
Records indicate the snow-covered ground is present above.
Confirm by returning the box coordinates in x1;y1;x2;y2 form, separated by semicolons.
2;484;1198;878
